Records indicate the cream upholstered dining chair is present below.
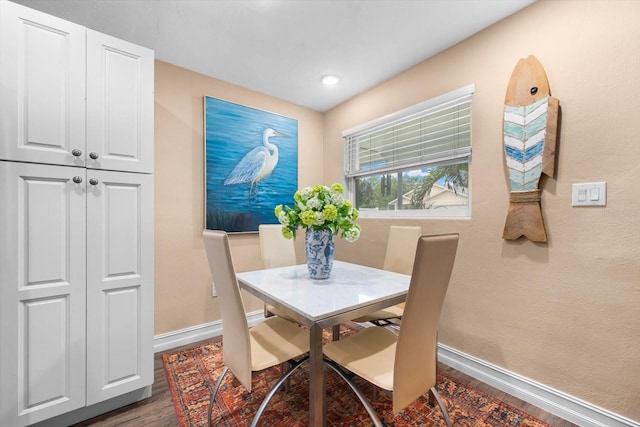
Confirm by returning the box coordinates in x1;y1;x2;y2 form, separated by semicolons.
202;230;310;427
323;233;459;427
351;225;422;324
258;224;299;322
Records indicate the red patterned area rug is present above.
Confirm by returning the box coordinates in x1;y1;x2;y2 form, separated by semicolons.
162;326;551;427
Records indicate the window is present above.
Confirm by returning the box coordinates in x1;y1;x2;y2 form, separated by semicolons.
343;84;474;218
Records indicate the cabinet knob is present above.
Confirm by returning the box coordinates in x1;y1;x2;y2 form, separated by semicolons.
89;152;100;160
72;149;82;157
89;178;99;186
72;176;83;184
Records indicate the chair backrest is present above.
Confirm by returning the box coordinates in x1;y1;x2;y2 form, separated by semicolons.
202;230;253;391
259;224;296;268
393;233;459;414
383;226;422;274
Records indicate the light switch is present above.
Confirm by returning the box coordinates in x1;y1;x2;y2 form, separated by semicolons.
572;182;606;206
578;188;587;202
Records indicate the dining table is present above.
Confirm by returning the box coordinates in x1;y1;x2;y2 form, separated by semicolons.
236;260;411;427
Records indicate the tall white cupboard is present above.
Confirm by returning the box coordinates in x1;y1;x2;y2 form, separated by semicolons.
0;2;155;425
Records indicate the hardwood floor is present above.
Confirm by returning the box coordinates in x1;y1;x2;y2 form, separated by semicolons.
73;335;578;427
72;350;179;427
437;363;578;427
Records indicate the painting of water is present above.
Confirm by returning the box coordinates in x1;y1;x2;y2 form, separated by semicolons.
204;96;298;233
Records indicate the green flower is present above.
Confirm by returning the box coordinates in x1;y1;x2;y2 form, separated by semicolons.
351;208;359;221
282;227;293;239
322;204;338;222
300;210;318;227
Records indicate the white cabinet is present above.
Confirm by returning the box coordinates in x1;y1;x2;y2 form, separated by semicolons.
0;2;154;426
0;163;154;425
0;1;154;174
0;163;154;424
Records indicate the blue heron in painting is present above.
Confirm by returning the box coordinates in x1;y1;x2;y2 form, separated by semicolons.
223;128;285;201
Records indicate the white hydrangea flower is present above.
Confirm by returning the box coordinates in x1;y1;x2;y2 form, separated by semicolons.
343;227;361;242
331;193;344;206
307;196;322;210
278;211;289;226
299;187;313;200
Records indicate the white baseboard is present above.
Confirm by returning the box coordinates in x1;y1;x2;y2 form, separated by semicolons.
154;318;638;427
437;343;639;427
153;310;265;353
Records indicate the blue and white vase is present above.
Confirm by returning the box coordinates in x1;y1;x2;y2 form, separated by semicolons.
305;228;335;279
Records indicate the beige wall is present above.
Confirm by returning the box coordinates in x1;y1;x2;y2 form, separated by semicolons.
154;0;639;421
154;61;323;334
324;0;639;420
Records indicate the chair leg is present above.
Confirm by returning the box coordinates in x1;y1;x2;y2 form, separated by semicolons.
250;356;309;427
208;366;229;427
323;359;383;427
429;386;452;427
428;387;436;407
279;362;291;392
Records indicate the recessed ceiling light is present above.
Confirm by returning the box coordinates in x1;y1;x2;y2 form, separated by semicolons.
321;75;340;86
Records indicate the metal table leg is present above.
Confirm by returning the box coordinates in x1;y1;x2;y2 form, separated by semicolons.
308;324;325;426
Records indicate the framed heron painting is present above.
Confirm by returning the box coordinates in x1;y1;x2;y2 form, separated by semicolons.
204;96;298;233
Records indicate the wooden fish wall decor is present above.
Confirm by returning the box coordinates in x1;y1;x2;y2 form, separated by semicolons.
502;55;559;242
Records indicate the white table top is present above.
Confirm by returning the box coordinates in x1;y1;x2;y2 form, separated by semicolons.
236;260;410;325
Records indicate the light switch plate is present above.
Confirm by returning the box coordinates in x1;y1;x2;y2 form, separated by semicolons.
572;182;606;206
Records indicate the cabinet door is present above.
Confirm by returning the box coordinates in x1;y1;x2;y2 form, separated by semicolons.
0;161;87;426
85;170;154;404
0;2;86;167
86;31;154;174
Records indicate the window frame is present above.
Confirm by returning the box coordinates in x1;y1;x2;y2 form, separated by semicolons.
343;84;474;219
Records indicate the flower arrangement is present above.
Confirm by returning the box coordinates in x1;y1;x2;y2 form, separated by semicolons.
274;183;361;242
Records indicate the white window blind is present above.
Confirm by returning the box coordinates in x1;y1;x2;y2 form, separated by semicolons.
344;84;474;178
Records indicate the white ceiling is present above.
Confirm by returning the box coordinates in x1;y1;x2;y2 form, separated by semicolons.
13;0;535;112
